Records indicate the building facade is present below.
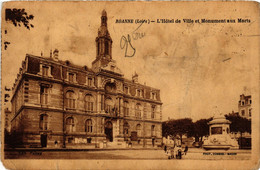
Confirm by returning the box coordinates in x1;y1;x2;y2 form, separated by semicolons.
4;108;11;133
238;94;252;120
10;10;163;148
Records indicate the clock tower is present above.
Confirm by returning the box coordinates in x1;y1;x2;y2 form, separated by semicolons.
92;10;113;70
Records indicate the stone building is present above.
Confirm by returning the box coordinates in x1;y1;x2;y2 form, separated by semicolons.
238;94;252;120
10;10;163;148
4;108;11;133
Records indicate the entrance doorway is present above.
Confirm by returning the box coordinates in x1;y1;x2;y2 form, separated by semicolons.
105;121;113;142
41;134;47;147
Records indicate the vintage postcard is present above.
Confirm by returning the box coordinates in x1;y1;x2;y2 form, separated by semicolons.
1;1;259;169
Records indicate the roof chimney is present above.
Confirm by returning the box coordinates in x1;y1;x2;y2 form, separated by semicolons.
132;72;138;83
53;49;59;61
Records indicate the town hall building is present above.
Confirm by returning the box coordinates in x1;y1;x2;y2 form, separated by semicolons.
9;10;163;148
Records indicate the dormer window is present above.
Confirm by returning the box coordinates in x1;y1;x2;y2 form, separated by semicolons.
152;92;156;100
88;77;93;86
39;63;52;77
141;90;144;97
42;66;49;77
69;73;74;82
67;72;76;83
124;86;128;94
111;65;115;72
137;89;140;97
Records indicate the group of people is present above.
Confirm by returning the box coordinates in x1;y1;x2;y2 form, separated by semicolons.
163;138;188;159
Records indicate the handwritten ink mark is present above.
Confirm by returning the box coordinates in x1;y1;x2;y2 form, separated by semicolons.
120;22;146;57
120;34;136;57
133;22;144;32
132;22;146;40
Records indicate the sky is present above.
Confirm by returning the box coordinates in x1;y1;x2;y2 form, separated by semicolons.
1;2;259;121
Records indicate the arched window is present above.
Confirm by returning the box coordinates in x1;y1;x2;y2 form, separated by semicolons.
123;101;129;117
151;125;155;137
136;124;141;137
105;41;109;55
66;91;76;109
85;94;94;112
97;42;100;55
136;103;141;118
123;122;130;136
39;114;48;130
105;97;113;113
66;117;75;132
85;119;93;133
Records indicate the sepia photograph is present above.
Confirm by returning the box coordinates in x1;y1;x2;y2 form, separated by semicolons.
1;1;259;169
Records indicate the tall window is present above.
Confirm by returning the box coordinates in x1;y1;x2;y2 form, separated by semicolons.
39;114;48;130
151;105;156;119
85;94;94;112
85;119;93;133
100;118;104;133
105;41;109;55
97;42;100;55
40;86;48;105
105;97;113;113
66;91;76;109
241;110;245;116
42;66;49;76
249;109;252;117
136;103;141;118
123;101;129;117
151;125;155;136
66;117;75;132
136;124;141;137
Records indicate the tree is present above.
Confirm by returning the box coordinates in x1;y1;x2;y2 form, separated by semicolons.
193;118;212;142
225;114;251;135
162;118;194;143
4;8;34;50
5;8;34;29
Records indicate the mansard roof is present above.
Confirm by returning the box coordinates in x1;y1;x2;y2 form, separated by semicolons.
25;54;160;91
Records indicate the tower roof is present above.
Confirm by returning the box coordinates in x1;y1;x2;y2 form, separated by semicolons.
102;10;107;16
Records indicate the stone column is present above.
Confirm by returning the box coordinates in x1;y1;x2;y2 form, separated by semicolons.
97;93;102;113
119;120;123;135
116;119;120;136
